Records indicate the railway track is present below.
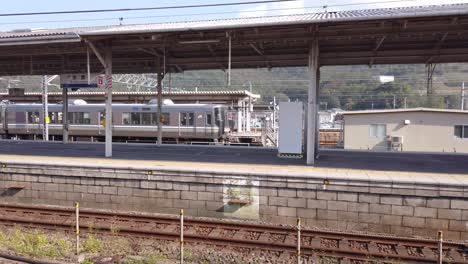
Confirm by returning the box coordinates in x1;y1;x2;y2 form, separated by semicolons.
0;203;466;263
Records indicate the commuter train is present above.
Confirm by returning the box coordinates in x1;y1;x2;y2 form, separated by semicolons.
0;100;228;142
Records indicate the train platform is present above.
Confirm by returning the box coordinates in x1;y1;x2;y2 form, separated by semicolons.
0;140;468;186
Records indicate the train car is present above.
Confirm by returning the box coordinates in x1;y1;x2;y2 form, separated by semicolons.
0;100;227;142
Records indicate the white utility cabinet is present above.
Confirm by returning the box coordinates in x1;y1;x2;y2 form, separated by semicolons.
278;102;303;155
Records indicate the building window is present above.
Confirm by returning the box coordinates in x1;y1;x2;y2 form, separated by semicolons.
455;125;468;138
369;124;386;138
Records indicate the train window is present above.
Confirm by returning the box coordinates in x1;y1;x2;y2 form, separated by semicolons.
69;112;91;124
48;112;53;124
180;113;187;126
27;112;40;124
150;113;157;125
131;113;141;125
149;112;169;125
48;112;61;124
122;113;131;125
162;113;169;125
141;113;152;125
180;113;194;126
206;114;212;126
83;113;91;124
188;113;194;126
71;113;81;124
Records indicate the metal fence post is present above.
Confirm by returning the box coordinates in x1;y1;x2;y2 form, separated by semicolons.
75;202;80;255
438;231;443;264
297;218;301;264
180;209;184;264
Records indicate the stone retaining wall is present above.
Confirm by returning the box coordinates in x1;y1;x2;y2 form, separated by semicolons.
1;162;467;240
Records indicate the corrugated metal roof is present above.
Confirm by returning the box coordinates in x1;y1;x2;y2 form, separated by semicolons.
82;3;468;36
0;3;466;39
343;108;468;115
13;90;260;98
0;26;105;39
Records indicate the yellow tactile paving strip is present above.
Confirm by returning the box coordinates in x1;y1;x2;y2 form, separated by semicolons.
0;154;467;180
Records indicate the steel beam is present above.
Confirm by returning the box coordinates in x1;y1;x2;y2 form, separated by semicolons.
87;41;107;68
249;43;264;56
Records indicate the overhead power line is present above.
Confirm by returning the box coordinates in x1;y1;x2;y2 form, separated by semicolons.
0;0;295;17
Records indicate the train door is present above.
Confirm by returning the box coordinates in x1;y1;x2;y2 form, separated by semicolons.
180;112;195;139
205;112;213;137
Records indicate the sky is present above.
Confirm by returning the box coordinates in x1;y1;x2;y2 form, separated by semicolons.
0;0;467;31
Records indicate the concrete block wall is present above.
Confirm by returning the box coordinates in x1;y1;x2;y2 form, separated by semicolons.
1;162;468;240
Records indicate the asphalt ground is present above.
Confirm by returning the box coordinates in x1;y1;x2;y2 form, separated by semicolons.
0;140;467;175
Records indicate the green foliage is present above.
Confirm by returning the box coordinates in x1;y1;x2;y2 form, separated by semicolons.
2;63;467;111
81;261;94;264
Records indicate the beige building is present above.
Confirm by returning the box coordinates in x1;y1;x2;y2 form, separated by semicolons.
343;108;468;153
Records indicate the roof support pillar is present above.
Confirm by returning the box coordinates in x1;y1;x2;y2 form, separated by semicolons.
156;59;164;145
62;84;69;144
307;39;319;166
104;46;113;157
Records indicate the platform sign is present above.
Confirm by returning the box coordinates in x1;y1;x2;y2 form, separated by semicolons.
60;73;104;89
278;102;303;155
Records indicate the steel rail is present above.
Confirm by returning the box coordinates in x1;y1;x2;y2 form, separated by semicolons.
0;203;466;263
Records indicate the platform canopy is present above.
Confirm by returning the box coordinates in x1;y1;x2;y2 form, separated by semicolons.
0;3;467;75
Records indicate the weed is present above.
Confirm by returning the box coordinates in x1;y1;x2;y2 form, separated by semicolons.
4;229;72;258
110;224;120;235
183;249;193;261
82;234;102;253
148;254;168;264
